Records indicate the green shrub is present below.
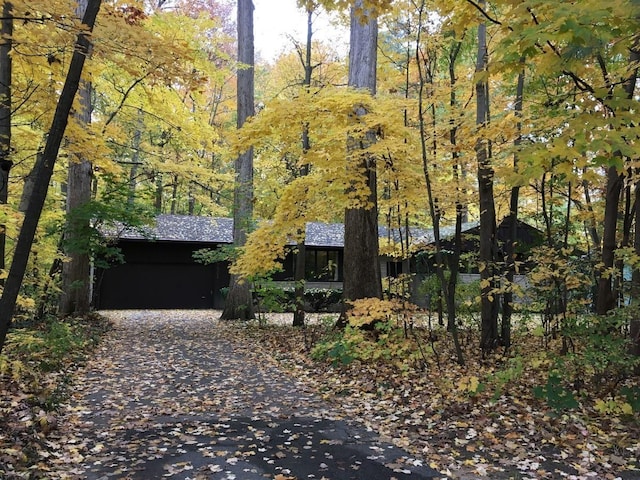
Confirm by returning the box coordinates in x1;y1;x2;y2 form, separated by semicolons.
1;314;110;402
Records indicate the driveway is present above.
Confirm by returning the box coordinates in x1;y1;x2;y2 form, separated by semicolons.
48;311;440;479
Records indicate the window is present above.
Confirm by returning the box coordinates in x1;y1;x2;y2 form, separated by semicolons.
305;249;340;281
387;261;403;278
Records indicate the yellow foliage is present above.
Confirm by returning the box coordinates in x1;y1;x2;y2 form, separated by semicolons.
457;375;481;394
347;297;405;328
594;398;634;416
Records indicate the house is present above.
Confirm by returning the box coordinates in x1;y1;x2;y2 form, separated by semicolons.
93;214;427;310
413;215;545;275
410;216;545;305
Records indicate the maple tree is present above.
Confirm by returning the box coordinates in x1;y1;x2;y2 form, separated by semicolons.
1;0;640;476
339;0;383;324
0;0;103;353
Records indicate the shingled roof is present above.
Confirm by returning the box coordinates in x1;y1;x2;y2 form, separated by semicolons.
113;214;434;248
117;215;234;243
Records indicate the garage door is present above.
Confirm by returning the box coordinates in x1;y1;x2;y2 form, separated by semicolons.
95;263;219;309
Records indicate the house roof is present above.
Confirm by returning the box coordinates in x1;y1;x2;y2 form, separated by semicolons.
412;221;480;247
117;215;234;243
414;216;545;250
113;214;434;249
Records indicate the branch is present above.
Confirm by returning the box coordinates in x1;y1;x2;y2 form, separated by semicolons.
101;72;154;132
464;0;502;26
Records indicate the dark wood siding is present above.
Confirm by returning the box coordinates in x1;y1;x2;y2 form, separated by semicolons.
94;240;230;310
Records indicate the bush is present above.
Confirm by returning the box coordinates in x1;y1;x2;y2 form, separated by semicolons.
252;285;343;313
0;314;111;398
419;274;480;325
312;299;421;370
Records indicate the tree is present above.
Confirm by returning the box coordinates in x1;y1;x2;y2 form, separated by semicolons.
293;3;316;328
0;0;12;281
0;0;102;354
339;0;382;322
501;64;525;351
59;0;94;315
413;0;465;364
220;0;255;320
474;2;499;353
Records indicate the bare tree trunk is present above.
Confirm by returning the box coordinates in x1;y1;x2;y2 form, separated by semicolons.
221;0;255;320
0;0;102;353
337;0;382;327
127;111;143;206
60;0;93;315
596;165;623;315
154;172;163;212
293;7;315;328
475;11;499;353
446;38;465;364
632;177;640;357
502;64;525;351
625;40;639;357
0;1;12;282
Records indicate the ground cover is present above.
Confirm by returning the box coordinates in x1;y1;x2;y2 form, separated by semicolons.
234;312;640;479
0;313;112;478
0;309;638;480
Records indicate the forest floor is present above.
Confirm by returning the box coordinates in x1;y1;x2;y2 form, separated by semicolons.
0;309;639;479
236;311;640;480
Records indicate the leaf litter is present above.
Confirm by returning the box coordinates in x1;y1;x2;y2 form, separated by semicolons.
2;310;441;479
1;309;639;479
239;313;640;480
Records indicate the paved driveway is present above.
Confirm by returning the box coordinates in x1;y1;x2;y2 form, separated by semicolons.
50;311;440;479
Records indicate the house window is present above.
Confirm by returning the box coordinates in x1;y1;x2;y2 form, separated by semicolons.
387;261;403;278
305;249;340;281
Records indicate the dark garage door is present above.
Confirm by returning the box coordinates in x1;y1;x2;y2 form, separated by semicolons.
96;263;222;310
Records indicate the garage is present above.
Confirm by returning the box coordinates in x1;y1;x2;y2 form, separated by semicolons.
93;216;232;310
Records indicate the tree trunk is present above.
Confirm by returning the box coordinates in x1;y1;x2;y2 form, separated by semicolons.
0;1;12;281
60;0;93;315
220;0;255;320
0;0;102;353
475;12;499;352
338;0;382;326
502;64;525;351
293;7;315;328
596;165;623;315
625;39;639;357
413;0;463;363
154;172;163;212
127;112;143;206
633;177;640;357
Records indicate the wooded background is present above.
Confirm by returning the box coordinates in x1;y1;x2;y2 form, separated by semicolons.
0;0;638;360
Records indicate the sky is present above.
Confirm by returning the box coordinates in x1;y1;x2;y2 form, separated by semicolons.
252;0;348;62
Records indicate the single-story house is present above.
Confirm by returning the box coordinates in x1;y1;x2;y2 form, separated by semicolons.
93;214;543;310
93;214;425;310
412;215;545;275
410;216;545;306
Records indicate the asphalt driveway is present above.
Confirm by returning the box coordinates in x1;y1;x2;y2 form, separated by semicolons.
49;311;440;479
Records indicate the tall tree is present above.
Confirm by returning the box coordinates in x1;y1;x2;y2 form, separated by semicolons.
0;0;103;354
501;63;525;351
220;0;255;320
339;0;382;321
293;3;316;328
475;3;499;352
414;0;464;364
0;0;12;280
59;0;94;315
